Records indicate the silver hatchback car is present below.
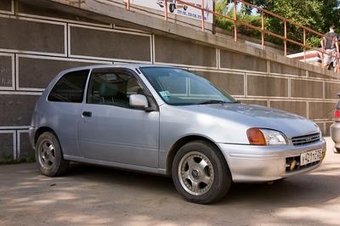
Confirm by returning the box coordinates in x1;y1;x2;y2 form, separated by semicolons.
29;64;326;204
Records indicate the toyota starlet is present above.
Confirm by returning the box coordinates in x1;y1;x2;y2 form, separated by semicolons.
29;64;326;204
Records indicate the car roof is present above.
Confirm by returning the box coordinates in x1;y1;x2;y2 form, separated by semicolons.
60;63;176;74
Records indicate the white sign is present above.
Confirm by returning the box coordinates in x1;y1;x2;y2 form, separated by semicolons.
125;0;213;23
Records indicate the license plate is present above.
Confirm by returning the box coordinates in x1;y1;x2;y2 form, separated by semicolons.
300;149;322;166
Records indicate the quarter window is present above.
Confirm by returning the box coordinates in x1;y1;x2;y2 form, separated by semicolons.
48;70;89;103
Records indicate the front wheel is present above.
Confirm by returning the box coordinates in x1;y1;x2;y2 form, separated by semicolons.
35;131;69;176
172;141;232;204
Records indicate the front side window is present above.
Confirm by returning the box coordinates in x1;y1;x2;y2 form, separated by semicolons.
48;70;89;103
87;68;144;108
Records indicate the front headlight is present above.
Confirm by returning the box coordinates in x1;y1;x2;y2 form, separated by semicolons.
247;128;288;145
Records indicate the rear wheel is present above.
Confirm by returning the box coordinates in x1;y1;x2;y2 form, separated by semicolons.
172;141;231;204
35;131;69;176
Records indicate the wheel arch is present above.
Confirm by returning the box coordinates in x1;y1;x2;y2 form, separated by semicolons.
33;127;58;147
166;135;229;176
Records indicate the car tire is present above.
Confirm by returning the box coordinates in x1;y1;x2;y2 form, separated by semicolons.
35;131;69;177
172;141;232;204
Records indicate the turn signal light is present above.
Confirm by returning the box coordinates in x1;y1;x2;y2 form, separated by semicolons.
247;128;266;145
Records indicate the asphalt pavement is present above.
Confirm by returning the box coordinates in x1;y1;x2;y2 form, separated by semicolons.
0;137;339;226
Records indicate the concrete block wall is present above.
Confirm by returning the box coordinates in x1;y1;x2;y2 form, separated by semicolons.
0;0;154;161
0;0;339;162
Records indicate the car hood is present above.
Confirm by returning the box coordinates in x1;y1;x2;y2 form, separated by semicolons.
182;103;319;138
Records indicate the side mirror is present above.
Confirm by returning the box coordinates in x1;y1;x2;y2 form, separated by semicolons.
129;94;148;109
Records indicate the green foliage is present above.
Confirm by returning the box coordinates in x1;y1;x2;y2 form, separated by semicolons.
215;0;230;14
215;1;264;38
25;153;36;163
215;17;234;32
0;151;35;164
247;0;339;33
0;153;16;164
237;15;263;37
306;36;323;49
214;0;340;51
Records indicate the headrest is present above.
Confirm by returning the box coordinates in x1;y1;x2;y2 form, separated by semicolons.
99;83;118;97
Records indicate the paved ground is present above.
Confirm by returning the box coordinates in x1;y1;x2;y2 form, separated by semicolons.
0;137;339;226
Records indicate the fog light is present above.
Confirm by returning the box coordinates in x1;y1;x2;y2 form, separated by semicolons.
290;160;297;171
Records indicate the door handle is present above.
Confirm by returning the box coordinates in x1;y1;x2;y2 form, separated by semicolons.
82;111;92;117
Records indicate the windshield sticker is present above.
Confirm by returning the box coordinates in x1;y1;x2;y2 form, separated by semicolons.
159;91;171;99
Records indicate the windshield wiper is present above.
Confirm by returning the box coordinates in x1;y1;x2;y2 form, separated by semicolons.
199;100;228;105
199;100;241;105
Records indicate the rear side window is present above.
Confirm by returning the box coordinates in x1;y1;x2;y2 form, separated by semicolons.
48;70;89;103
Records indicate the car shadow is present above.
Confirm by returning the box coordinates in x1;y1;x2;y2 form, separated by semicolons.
65;162;176;194
219;160;340;206
63;159;340;208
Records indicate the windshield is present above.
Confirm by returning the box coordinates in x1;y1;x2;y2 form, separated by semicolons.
139;67;237;105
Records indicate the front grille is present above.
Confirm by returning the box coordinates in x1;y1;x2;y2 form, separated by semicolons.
291;133;320;146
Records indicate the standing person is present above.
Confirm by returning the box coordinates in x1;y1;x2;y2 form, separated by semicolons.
321;25;339;70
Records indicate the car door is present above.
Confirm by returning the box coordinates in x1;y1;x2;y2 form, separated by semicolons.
77;68;160;168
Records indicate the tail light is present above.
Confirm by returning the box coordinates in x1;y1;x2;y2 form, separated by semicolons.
334;109;340;122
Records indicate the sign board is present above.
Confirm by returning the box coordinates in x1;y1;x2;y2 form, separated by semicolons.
125;0;214;23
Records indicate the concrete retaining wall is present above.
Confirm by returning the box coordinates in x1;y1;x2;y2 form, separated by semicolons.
0;0;339;162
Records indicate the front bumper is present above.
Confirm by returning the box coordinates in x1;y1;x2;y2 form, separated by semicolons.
218;139;326;182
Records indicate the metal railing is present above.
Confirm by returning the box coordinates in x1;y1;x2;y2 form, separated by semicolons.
123;0;337;68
